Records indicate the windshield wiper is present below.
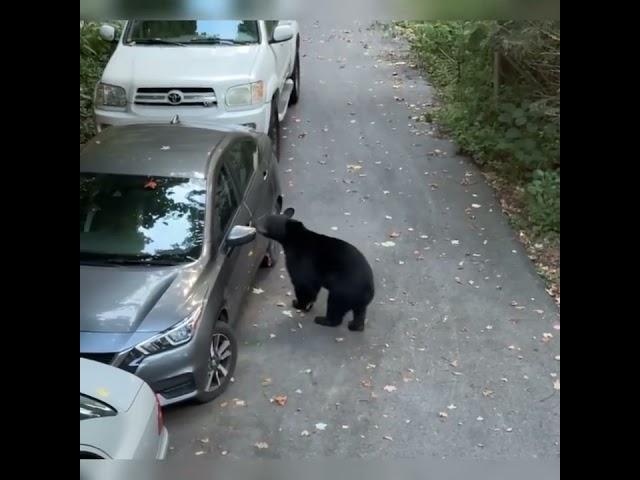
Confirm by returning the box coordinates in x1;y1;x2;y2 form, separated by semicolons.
129;38;186;46
188;38;252;45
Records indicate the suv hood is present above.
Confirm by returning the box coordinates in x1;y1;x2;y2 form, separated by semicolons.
102;44;261;92
80;264;203;334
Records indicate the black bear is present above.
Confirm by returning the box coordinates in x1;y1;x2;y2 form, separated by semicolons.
257;208;375;331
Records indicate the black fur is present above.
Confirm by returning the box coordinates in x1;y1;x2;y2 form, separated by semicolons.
257;208;374;331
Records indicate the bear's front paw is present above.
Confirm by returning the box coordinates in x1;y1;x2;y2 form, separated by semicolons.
293;299;313;312
314;316;340;327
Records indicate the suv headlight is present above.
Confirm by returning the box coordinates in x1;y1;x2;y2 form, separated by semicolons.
136;305;203;356
225;81;264;107
95;82;127;108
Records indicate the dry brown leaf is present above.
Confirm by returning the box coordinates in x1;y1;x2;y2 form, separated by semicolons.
272;394;288;406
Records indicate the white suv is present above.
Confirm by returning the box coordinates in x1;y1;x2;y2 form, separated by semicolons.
94;20;300;157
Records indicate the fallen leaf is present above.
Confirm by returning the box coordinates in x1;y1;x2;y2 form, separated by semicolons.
282;310;294;318
233;399;246;407
542;332;553;343
380;241;396;247
438;411;449;418
261;378;272;386
471;204;482;209
383;385;397;393
361;379;373;388
195;451;205;456
553;379;560;391
144;179;158;190
160;146;171;151
252;288;264;295
272;394;288;406
315;423;327;431
301;430;310;437
383;435;393;441
335;337;344;343
389;232;400;238
254;442;269;449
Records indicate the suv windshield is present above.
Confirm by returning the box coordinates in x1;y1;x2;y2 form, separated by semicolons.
124;20;260;45
80;173;206;264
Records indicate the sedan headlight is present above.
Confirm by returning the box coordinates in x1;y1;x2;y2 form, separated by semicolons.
94;82;127;108
136;305;203;355
225;81;264;107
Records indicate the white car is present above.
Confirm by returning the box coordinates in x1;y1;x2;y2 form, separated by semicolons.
80;358;169;460
94;20;301;157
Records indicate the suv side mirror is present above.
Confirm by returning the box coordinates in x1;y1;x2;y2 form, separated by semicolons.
272;25;294;43
99;24;116;42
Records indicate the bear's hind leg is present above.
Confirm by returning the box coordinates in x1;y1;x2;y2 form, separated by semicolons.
315;293;349;327
348;305;367;332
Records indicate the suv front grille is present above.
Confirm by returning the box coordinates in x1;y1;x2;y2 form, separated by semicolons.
134;87;217;107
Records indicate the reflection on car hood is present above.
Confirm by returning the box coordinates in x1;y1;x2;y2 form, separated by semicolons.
80;263;203;334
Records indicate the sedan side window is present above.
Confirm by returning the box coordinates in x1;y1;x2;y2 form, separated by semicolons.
213;166;239;248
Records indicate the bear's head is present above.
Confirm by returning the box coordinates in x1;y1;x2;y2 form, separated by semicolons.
256;207;301;243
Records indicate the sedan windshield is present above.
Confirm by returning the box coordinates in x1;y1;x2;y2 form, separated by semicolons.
80;173;206;264
124;20;260;45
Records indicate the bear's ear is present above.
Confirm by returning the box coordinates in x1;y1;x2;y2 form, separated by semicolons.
283;207;295;218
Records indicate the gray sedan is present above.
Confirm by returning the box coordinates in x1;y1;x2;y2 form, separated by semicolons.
80;358;169;459
80;120;282;405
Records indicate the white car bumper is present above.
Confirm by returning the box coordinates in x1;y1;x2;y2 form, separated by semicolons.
95;102;271;134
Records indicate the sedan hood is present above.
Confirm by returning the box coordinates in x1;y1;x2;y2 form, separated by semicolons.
80;264;203;334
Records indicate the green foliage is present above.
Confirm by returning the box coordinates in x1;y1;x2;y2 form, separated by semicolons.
397;21;560;235
526;169;560;234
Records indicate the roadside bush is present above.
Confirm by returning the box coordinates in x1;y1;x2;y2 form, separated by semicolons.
396;21;560;235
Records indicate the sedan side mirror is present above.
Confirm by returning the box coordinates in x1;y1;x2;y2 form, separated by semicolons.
225;225;257;250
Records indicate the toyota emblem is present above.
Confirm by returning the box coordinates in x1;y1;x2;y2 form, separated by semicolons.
167;90;183;105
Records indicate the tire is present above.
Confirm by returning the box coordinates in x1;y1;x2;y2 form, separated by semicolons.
289;44;300;105
268;100;280;161
195;321;238;403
